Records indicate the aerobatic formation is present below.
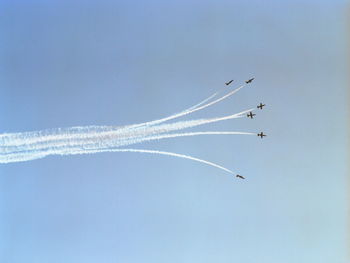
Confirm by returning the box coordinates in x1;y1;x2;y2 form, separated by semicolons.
0;78;266;178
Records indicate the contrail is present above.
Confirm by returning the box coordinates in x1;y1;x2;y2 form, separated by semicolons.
0;84;256;176
182;91;218;112
53;147;237;175
136;131;255;143
128;85;245;129
0;130;252;165
0;87;243;147
0;109;253;154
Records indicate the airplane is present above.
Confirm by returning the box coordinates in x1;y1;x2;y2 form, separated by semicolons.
257;103;265;109
245;78;255;84
257;132;266;138
225;80;234;85
247;112;256;119
236;174;245;179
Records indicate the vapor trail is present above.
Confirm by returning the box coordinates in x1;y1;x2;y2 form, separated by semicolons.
138;131;255;143
182;91;218;112
0;84;255;176
0;108;253;152
55;147;237;175
0;87;243;148
129;85;245;129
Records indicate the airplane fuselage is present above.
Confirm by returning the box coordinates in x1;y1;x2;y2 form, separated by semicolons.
257;132;266;138
247;112;256;119
225;80;234;85
245;78;254;84
257;103;265;109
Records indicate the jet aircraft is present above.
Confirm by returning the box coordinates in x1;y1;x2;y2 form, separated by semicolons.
225;80;234;86
236;174;245;179
245;78;254;84
257;132;266;138
257;103;265;109
247;112;256;119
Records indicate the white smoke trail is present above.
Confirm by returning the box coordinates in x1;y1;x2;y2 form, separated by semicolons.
0;84;255;176
0;109;253;164
182;91;218;112
55;147;237;175
0;130;252;166
0;108;253;159
0;91;218;146
128;85;245;129
138;131;255;143
0;87;239;148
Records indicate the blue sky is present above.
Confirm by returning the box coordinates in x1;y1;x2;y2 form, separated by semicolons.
0;1;348;262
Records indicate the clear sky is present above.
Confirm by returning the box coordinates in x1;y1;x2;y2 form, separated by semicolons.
0;1;348;262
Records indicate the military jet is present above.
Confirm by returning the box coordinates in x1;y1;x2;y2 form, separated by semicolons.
245;78;255;84
257;132;266;138
257;103;265;109
236;174;245;179
247;112;256;119
225;80;234;86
